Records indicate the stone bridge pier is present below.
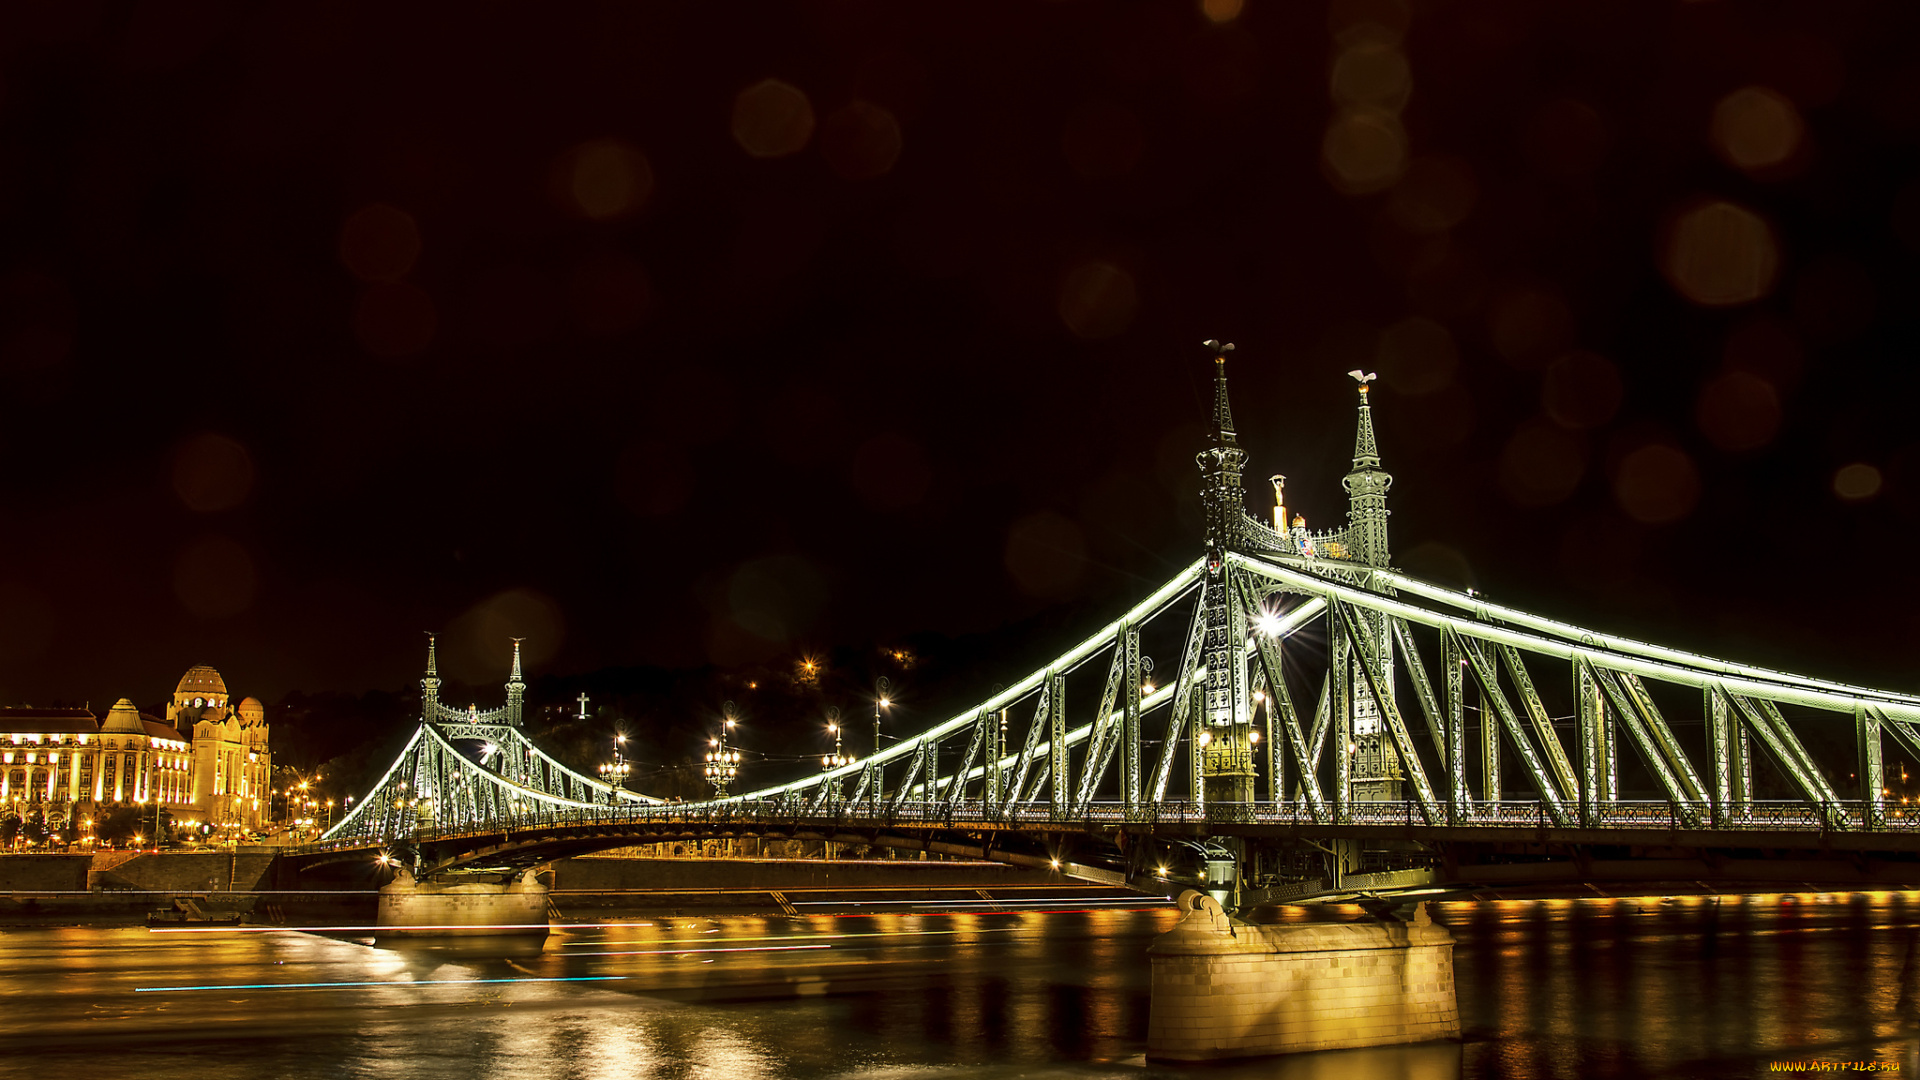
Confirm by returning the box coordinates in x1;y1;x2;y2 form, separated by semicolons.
1146;891;1458;1061
375;865;551;939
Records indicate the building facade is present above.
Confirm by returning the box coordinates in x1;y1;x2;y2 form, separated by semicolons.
0;665;272;834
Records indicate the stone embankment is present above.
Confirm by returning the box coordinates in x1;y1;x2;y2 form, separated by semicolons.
0;850;1098;924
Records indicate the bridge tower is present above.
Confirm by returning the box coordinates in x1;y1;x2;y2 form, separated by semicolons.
421;634;442;722
506;638;526;727
1194;342;1256;809
1341;373;1404;804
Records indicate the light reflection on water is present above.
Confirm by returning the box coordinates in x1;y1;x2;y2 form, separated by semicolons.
5;893;1920;1078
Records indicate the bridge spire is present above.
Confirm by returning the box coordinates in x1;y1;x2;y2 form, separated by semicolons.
507;638;526;727
1196;340;1249;563
1193;340;1255;813
421;633;442;722
1341;371;1392;569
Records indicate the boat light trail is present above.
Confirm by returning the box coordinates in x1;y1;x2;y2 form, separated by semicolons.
563;927;1024;946
137;976;625;993
564;944;833;957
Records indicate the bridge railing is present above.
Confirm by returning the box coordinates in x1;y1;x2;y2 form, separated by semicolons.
286;797;1920;856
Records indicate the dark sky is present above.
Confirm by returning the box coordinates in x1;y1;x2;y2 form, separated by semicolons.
2;0;1917;712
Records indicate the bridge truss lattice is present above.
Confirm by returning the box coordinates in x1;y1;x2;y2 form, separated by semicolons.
319;351;1920;895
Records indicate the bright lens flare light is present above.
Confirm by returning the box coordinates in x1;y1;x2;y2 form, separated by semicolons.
1255;611;1285;637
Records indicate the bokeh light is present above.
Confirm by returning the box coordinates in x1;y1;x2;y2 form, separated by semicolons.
1710;86;1805;173
1488;288;1573;369
819;100;903;180
1833;463;1883;502
352;283;438;358
1331;42;1411;111
449;589;564;678
729;556;828;643
556;139;654;221
338;204;421;283
1387;156;1476;234
1695;372;1781;451
173;535;258;619
1375;317;1457;395
732;79;815;158
1541;352;1622;430
1058;260;1138;339
1612;444;1701;524
1398;383;1476;450
1322;108;1408;194
1200;0;1243;24
171;433;255;512
1498;421;1587;507
1661;200;1779;306
1005;511;1089;599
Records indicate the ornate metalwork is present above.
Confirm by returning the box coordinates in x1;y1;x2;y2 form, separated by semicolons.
316;353;1920;913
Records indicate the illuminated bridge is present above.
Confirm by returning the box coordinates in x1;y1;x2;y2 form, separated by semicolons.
306;347;1920;905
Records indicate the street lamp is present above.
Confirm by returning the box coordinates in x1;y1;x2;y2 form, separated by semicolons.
599;733;631;790
821;706;851;770
873;677;892;758
705;701;741;797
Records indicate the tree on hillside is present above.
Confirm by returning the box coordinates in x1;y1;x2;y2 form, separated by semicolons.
96;805;146;846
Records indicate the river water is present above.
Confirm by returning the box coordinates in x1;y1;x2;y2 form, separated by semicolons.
4;891;1918;1078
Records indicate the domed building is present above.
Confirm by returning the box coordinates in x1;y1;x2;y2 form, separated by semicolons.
0;664;272;835
171;665;230;724
185;680;271;830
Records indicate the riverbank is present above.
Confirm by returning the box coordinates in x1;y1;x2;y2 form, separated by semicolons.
0;850;1111;926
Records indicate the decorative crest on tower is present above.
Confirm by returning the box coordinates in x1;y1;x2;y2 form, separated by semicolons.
1204;340;1239;446
1346;369;1382;470
1342;369;1392;568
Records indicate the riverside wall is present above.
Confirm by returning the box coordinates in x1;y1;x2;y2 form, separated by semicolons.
1146;891;1459;1061
0;850;1072;922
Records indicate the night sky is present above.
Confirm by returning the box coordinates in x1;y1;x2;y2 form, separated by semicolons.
2;0;1917;720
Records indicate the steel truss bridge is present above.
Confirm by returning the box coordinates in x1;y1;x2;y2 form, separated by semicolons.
311;353;1920;904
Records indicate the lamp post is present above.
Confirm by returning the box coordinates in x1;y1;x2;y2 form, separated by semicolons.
599;734;631;795
873;677;892;759
821;706;851;771
705;701;741;797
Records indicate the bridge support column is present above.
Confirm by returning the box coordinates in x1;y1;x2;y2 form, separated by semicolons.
376;866;551;939
1146;891;1457;1061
